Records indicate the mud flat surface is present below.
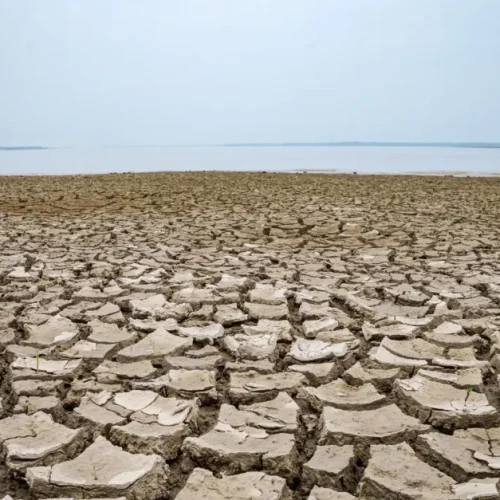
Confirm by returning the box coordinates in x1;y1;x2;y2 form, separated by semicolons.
1;171;500;499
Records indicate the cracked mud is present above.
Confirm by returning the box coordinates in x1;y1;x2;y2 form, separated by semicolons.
1;171;500;499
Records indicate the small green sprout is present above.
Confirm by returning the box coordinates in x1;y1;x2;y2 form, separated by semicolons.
465;386;473;404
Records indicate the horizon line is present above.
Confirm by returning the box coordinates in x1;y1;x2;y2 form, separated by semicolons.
2;141;500;150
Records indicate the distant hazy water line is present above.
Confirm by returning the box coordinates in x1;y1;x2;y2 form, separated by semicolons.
0;146;499;176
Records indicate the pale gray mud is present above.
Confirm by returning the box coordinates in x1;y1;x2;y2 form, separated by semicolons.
1;172;500;499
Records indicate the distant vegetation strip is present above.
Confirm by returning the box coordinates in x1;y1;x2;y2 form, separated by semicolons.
224;142;500;148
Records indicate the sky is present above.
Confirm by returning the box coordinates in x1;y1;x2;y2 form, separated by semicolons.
1;0;500;147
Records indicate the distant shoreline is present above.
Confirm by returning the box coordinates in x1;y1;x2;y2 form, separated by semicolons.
1;170;500;178
2;143;500;151
0;146;48;151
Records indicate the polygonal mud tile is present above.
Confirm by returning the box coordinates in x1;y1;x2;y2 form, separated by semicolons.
248;285;288;305
287;339;350;363
183;421;297;478
224;333;279;361
85;305;122;325
116;327;192;362
415;429;500;482
359;442;456;499
369;344;428;367
423;321;474;348
423;278;477;300
216;273;251;292
295;289;331;305
7;266;34;281
373;302;429;319
112;390;158;412
169;270;197;284
0;412;84;471
26;436;168;499
452;478;500;499
219;392;298;434
361;321;417;341
213;304;248;326
226;359;276;374
87;319;137;345
5;343;47;363
165;354;223;370
11;379;65;398
319;404;429;446
452;295;495;312
432;346;487;369
242;319;292;341
298;301;334;321
380;337;444;362
18;313;54;330
10;357;82;381
131;295;192;321
316;328;357;345
103;282;126;298
229;371;306;404
93;359;157;383
60;340;116;360
108;392;199;459
308;487;356;500
176;468;292;500
129;317;178;333
177;323;225;342
188;345;222;361
13;395;62;416
189;303;215;321
0;329;16;348
216;289;241;303
384;283;429;305
243;302;288;321
343;362;401;391
58;301;102;321
73;286;109;302
302;445;356;491
288;362;339;385
130;294;169;318
395;375;500;430
299;379;386;411
132;369;217;402
432;300;464;321
22;315;79;348
172;287;222;306
417;367;483;391
302;318;339;339
73;392;127;434
341;294;378;317
41;497;127;500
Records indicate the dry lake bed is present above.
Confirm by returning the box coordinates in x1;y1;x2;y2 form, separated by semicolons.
1;172;500;499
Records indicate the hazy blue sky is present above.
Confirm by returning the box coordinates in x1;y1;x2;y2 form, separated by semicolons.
1;1;499;147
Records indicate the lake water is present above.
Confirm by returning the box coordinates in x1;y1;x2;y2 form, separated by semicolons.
1;146;500;176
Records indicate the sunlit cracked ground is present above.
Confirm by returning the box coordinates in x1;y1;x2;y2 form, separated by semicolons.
1;172;500;499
